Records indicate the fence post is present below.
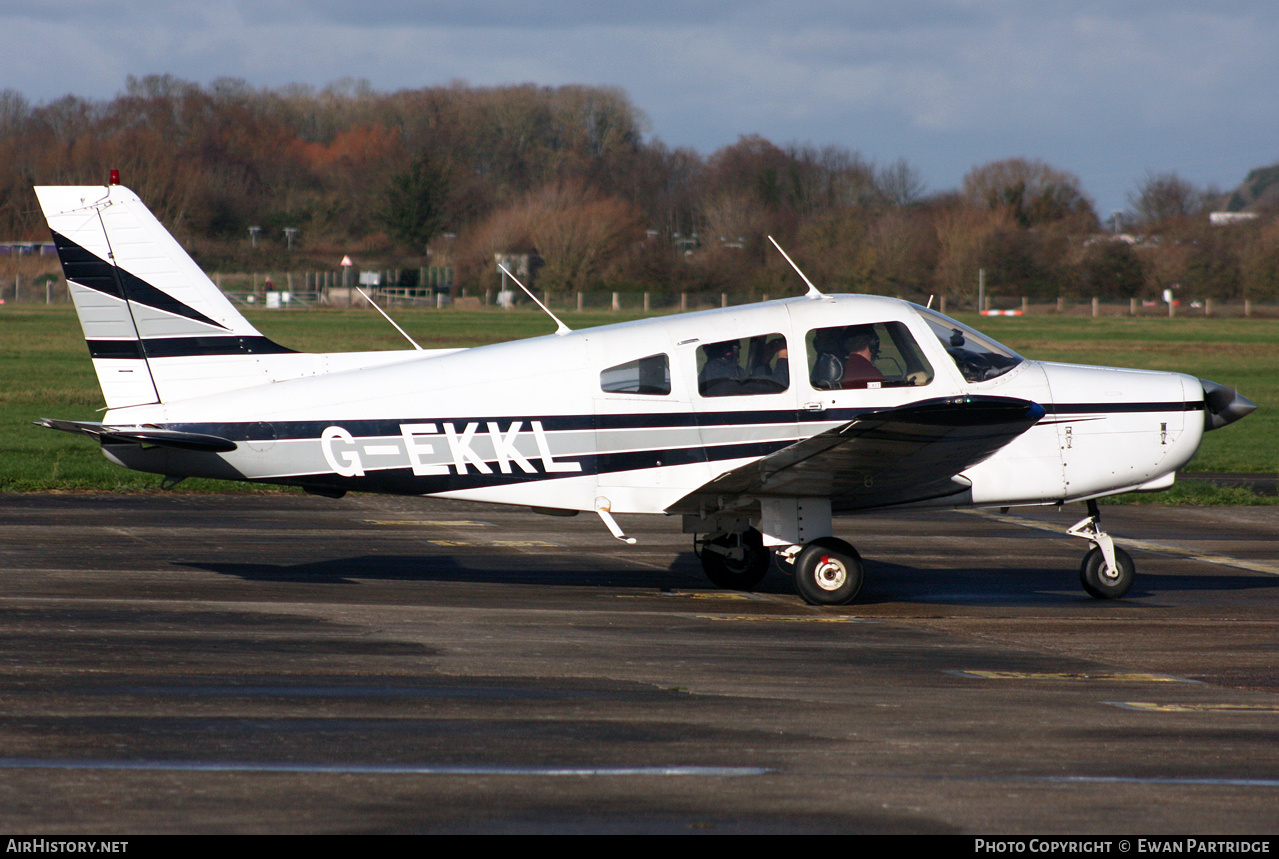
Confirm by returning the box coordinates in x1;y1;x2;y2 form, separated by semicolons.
577;291;584;312
643;292;650;313
1092;297;1099;318
721;292;728;308
612;292;620;311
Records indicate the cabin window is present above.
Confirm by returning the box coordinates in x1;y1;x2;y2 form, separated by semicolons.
915;307;1023;383
805;322;934;390
600;353;671;395
696;334;789;397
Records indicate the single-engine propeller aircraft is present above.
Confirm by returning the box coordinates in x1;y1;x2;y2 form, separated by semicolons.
34;183;1256;604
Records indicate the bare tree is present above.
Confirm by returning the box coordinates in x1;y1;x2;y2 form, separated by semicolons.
1127;171;1205;228
876;158;927;207
963;158;1096;228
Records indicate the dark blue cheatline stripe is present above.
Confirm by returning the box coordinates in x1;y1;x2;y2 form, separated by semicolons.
595;407;805;430
173;416;601;440
167;398;1202;446
1046;401;1203;415
170;412;813;441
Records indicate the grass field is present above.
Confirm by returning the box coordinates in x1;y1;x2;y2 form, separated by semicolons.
1;304;1274;499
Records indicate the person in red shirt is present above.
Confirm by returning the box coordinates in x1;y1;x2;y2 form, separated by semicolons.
839;326;885;389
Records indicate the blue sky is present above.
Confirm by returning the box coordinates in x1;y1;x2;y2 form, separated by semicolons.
3;1;1276;217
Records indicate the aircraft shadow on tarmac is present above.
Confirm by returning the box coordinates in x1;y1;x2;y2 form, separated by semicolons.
173;550;1274;607
176;553;695;590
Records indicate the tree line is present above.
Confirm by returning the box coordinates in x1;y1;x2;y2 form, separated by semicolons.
2;75;1277;304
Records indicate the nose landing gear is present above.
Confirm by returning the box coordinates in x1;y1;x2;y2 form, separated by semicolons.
1068;499;1134;599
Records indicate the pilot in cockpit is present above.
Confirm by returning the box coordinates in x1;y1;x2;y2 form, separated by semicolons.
810;325;885;389
838;326;885;389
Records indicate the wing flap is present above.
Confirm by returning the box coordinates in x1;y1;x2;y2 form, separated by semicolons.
667;396;1044;514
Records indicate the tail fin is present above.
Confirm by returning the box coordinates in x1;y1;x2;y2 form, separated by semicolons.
35;185;292;409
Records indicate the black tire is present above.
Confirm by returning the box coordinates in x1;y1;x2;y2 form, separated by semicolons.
1079;545;1135;599
794;537;864;606
700;528;770;591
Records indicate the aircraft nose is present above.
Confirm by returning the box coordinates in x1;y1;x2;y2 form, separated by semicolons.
1200;378;1257;431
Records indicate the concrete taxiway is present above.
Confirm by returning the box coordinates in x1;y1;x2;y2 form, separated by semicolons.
0;493;1277;834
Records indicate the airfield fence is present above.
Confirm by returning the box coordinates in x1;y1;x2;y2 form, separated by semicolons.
4;269;1279;319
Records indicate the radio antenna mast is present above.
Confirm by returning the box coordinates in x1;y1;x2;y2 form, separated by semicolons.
354;286;423;350
499;263;572;335
768;236;824;298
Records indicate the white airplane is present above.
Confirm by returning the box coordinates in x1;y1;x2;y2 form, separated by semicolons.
34;183;1256;605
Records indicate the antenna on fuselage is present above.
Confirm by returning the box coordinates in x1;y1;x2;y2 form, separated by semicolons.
498;263;572;335
767;235;824;299
354;286;424;351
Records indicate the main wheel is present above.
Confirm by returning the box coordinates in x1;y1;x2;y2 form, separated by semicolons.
1079;545;1135;599
794;537;864;606
700;528;770;591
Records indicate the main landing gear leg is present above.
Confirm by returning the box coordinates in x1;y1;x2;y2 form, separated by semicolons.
687;500;866;605
695;527;771;591
762;497;863;606
1067;499;1134;599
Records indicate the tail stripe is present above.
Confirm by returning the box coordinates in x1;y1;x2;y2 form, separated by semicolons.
88;335;295;360
52;231;227;331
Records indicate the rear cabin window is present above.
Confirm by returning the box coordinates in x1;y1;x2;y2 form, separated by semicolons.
696;334;789;397
805;322;934;390
600;353;671;395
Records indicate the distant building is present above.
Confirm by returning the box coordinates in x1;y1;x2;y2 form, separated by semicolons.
0;241;57;255
1209;212;1260;226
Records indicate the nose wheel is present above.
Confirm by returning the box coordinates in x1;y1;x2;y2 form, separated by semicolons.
1079;545;1135;599
1068;500;1134;599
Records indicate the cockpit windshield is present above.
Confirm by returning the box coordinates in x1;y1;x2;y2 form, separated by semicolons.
915;306;1024;383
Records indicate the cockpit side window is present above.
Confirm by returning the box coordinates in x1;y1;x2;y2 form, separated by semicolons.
915;307;1024;383
600;353;671;395
696;333;789;397
805;322;934;390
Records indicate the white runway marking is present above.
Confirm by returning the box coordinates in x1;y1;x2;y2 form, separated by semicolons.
0;758;769;777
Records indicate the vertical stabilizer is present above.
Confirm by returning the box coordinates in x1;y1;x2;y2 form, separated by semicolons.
35;185;291;409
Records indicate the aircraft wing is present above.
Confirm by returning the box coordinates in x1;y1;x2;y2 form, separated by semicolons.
666;396;1045;514
35;418;238;452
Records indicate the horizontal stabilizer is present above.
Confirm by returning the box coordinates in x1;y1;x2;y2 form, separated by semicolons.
667;395;1045;514
35;418;237;452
